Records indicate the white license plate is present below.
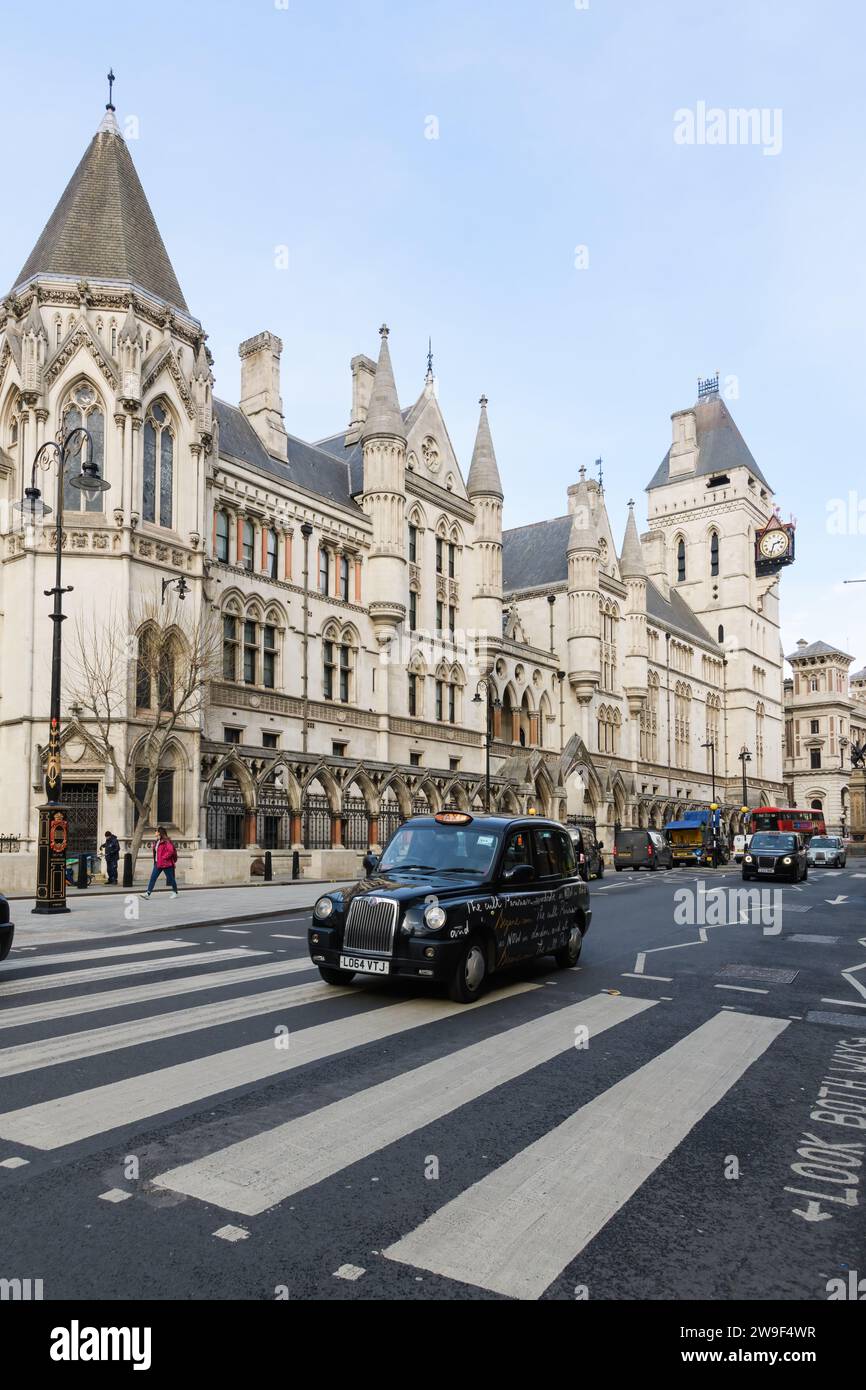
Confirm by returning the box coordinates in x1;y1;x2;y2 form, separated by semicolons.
758;867;775;874
340;954;390;975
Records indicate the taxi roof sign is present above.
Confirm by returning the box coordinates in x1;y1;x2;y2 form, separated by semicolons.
435;812;473;826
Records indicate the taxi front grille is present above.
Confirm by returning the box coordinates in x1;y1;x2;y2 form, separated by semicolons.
757;856;778;869
344;897;398;956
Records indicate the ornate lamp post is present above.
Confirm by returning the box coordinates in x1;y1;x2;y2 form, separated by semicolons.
15;407;110;913
473;676;501;813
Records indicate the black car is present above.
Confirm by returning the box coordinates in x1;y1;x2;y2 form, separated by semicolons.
742;832;808;882
0;894;14;962
567;826;604;880
308;812;592;1003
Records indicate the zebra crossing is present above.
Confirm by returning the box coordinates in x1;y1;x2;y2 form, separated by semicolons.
0;928;793;1299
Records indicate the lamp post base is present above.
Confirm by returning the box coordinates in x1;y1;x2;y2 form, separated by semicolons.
32;803;71;915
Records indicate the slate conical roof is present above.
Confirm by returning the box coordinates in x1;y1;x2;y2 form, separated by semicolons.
467;395;503;499
620;501;646;578
361;326;406;442
568;471;598;552
11;107;188;314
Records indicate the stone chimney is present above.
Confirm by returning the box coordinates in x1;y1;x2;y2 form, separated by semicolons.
641;528;669;600
346;353;377;444
239;331;288;462
668;407;698;478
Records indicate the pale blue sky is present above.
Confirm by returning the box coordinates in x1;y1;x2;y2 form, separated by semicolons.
2;0;864;663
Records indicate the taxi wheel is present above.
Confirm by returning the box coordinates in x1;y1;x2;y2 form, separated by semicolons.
448;938;487;1004
554;929;582;969
318;965;355;987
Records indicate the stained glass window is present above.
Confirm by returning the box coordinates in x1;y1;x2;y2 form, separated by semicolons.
63;399;105;513
160;429;173;528
143;421;157;522
142;401;173;527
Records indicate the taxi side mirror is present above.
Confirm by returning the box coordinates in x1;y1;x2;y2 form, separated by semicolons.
503;863;534;885
362;853;379;877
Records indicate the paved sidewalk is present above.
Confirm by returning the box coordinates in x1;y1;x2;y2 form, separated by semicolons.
7;880;354;950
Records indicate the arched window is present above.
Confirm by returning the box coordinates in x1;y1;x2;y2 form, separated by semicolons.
215;509;230;563
62;384;105;513
267;528;278;580
710;531;719;577
339;554;350;601
223;609;239;680
143;401;174;527
136;629;154;709
324;625;354;704
242;519;254;571
718;624;725;645
676;537;686;583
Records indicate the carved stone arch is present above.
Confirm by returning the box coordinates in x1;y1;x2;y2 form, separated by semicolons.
221;586;245;613
407;500;427;529
412;776;442;813
202;751;257;810
497;785;521;815
45;319;120;391
434;514;450;539
301;760;341;814
140;343;196;421
380;772;412;820
408;647;428;677
533;761;555;816
441;778;470;811
342;765;378;815
264;601;287;629
254;758;302;813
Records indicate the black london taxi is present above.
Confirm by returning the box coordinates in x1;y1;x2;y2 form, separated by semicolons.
742;831;808;882
308;812;592;1003
0;894;14;963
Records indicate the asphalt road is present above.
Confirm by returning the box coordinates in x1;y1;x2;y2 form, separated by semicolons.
1;865;864;1302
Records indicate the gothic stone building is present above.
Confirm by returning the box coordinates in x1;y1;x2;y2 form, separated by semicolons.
783;641;866;837
0;105;788;885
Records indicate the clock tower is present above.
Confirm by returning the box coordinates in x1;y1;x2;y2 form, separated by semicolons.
644;375;787;797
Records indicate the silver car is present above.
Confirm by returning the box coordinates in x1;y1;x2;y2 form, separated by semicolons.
806;835;847;868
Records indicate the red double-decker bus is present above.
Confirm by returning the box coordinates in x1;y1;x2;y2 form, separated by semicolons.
747;807;826;841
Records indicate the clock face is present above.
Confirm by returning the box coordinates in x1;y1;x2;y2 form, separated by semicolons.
759;528;788;559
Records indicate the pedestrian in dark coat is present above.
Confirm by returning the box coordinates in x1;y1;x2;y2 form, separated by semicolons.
100;830;121;885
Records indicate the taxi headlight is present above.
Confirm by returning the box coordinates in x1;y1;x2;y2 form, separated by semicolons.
782;857;792;865
423;904;447;930
744;855;753;864
313;897;334;920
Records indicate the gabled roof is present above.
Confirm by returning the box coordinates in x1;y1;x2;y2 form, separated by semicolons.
786;639;854;663
215;400;364;514
645;580;721;652
11;109;189;315
647;393;771;491
502;514;573;591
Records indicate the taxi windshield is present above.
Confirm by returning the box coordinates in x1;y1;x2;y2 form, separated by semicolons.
379;822;501;876
750;833;797;852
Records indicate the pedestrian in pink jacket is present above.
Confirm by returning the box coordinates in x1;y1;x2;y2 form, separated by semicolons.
140;826;179;899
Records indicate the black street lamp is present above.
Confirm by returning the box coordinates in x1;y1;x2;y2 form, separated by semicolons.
15;413;110;914
161;574;189;604
702;737;717;805
473;676;501;813
738;745;752;811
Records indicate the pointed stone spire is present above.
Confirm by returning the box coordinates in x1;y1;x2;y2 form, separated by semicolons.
22;295;47;339
467;395;504;499
193;338;212;380
119;302;142;345
361;325;406;442
11;103;188;313
620;500;646;578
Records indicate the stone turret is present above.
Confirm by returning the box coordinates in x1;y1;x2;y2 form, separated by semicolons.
467;395;503;666
361;325;407;643
620;501;649;727
567;467;600;702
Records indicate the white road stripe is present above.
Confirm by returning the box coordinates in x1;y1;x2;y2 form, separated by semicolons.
0;983;540;1150
0;948;264;1000
0;957;316;1031
383;1009;788;1298
1;940;193;971
0;980;355;1078
714;984;770;995
820;997;866;1009
153;993;654;1215
621;972;672;982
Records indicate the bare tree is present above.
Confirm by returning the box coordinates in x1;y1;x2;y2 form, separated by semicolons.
65;593;220;865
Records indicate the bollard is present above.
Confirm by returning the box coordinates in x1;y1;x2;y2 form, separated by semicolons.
264;850;273;882
292;849;300;881
76;853;89;889
122;852;133;888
